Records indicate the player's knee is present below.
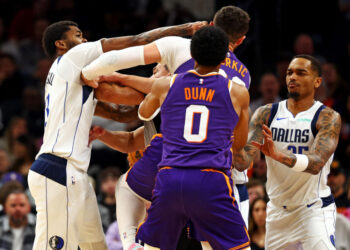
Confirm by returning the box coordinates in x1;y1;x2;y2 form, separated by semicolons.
144;243;160;250
200;241;213;250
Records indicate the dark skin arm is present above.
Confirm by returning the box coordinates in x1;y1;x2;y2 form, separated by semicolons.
233;105;272;171
99;72;155;94
100;21;207;52
89;125;145;153
252;107;341;175
94;102;139;123
94;81;144;105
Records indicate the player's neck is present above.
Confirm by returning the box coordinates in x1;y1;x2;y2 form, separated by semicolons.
287;97;315;116
194;65;220;75
229;43;234;52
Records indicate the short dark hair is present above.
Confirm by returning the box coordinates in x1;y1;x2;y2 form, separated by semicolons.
190;26;229;67
292;54;322;77
213;5;250;43
42;20;78;58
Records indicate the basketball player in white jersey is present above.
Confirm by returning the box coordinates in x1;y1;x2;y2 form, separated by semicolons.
233;54;341;249
82;6;251;249
27;20;206;250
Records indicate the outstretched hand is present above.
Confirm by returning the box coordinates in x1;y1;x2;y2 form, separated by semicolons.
81;72;99;88
190;21;208;35
251;124;277;158
88;126;105;146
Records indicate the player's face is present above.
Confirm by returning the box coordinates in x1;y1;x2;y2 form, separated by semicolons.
151;64;170;79
63;25;87;50
5;193;30;226
286;58;321;100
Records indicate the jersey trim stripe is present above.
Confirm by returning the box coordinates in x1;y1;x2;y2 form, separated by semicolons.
63;81;68;123
68;101;83;157
311;105;326;137
52;129;60;152
268;103;279;127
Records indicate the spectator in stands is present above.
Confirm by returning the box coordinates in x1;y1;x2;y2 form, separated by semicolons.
0;117;28;162
248;197;267;250
0;181;35;250
250;72;281;114
0;149;10;182
327;160;350;213
246;179;267;205
322;62;349;115
97;167;121;231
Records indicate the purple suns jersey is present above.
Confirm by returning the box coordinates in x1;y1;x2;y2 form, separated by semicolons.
175;51;250;89
159;70;239;170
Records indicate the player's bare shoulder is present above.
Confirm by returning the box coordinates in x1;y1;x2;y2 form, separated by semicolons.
230;80;250;107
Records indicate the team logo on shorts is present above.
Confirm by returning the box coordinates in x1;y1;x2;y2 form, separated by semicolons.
49;235;64;249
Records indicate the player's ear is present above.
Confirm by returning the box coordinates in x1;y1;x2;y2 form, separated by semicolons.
235;36;246;46
55;40;67;50
314;77;322;89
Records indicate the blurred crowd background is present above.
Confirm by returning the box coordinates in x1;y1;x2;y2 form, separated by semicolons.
0;0;349;249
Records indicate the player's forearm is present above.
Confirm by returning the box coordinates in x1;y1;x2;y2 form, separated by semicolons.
102;23;197;52
116;74;155;94
95;102;139;123
82;46;145;80
232;144;257;171
95;82;144;105
98;130;135;153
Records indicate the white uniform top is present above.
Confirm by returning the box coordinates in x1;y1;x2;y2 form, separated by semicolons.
267;100;333;207
37;41;103;172
155;36;249;184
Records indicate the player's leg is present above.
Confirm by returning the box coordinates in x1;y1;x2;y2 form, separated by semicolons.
235;184;250;228
116;174;148;249
28;155;80;250
118;136;164;249
137;168;188;249
302;199;336;250
65;163;106;250
144;244;160;250
200;241;213;250
184;169;250;250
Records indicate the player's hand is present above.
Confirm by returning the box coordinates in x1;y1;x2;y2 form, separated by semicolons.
81;72;99;88
251;124;278;158
99;72;126;83
88;126;105;146
190;21;208;35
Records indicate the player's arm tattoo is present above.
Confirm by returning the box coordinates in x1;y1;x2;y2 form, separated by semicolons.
132;23;197;44
303;108;341;174
233;105;271;171
94;102;139;123
102;22;203;51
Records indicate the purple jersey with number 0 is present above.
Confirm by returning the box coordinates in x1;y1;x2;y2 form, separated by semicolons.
159;70;239;170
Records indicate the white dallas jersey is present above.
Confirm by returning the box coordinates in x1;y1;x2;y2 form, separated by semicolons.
267;100;333;207
37;41;103;172
155;36;249;184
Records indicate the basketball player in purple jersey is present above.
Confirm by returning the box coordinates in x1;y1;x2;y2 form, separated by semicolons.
136;26;250;250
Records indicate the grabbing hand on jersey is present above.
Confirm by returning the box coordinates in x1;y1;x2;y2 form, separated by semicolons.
251;124;278;159
88;125;106;146
81;72;99;88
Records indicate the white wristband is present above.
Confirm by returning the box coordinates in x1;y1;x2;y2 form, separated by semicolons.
292;154;309;172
